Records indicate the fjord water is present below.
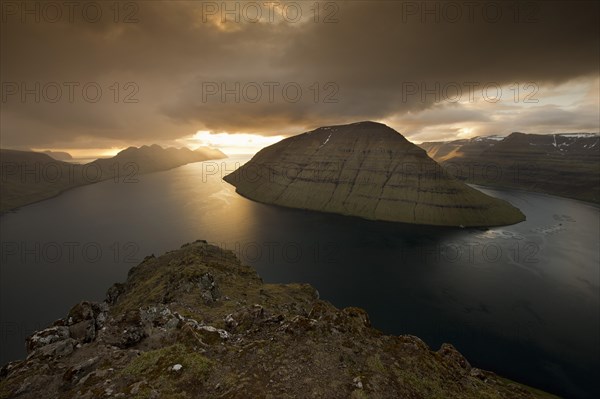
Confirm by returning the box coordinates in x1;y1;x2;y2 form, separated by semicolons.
1;156;598;398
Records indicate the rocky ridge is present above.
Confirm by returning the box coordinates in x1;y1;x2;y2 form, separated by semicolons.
0;240;556;399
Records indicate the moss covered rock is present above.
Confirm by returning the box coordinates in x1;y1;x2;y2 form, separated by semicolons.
0;241;556;399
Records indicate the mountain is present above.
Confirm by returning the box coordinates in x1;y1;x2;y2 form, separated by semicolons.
0;149;78;213
419;136;505;162
420;133;600;203
223;121;524;227
0;240;558;399
41;150;73;161
91;145;226;175
0;146;226;213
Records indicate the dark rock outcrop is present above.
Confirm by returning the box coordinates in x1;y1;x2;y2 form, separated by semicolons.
0;240;556;398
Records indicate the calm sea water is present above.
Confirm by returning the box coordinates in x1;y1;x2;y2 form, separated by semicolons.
1;155;598;398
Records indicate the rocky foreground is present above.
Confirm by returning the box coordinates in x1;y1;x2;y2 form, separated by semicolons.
0;241;557;399
224;121;525;227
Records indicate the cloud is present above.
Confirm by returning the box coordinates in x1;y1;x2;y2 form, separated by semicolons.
396;77;600;142
1;1;598;150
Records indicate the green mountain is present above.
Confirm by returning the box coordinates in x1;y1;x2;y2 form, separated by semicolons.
224;122;524;227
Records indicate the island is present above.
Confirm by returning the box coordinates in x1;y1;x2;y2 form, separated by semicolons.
0;240;557;398
224;121;525;227
0;145;226;213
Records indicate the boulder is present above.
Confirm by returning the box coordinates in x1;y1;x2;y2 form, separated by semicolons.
26;326;70;354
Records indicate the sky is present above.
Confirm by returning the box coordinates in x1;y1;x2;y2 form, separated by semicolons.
1;0;599;156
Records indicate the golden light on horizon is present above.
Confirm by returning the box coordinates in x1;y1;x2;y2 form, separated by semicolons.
184;130;286;155
31;147;124;160
457;127;474;138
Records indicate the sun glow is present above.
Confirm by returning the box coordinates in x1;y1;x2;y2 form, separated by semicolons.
183;131;286;155
457;127;474;138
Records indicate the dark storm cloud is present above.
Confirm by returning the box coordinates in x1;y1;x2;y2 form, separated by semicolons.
0;0;598;149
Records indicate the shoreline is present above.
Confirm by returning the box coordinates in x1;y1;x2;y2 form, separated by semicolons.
0;157;227;217
469;183;600;208
3;156;597;217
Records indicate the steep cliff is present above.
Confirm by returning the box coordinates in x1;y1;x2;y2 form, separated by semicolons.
224;122;524;227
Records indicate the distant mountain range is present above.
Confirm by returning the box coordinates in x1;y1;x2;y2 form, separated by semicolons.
0;145;226;213
41;150;73;161
224;121;525;227
419;132;600;203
